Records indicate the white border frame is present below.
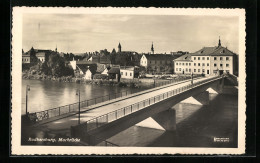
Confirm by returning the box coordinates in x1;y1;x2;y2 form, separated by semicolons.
11;7;246;155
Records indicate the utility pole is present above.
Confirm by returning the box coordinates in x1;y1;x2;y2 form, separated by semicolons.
76;89;81;124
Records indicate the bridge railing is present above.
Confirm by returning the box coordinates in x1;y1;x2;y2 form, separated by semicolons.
29;74;202;122
78;76;221;132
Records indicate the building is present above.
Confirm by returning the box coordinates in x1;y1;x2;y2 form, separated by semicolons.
107;67;120;81
140;54;179;74
120;66;139;79
174;38;238;76
35;52;46;62
173;54;193;74
88;55;111;64
22;53;31;64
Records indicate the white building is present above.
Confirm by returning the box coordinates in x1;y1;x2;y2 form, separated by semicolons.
36;52;46;62
22;54;31;63
83;69;93;80
120;66;139;79
174;38;238;76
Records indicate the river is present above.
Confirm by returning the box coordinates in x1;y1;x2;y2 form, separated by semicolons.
22;79;150;114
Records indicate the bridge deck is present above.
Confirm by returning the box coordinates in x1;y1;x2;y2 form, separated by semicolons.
35;76;216;135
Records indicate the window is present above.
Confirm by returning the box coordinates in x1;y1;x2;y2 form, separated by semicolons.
220;64;223;67
207;57;209;60
186;68;188;72
198;69;200;72
198;63;200;66
226;57;229;60
176;68;178;71
186;63;188;66
202;57;205;60
207;63;209;66
214;57;217;60
220;57;223;60
189;69;191;72
189;63;191;66
198;57;200;60
125;72;127;76
226;64;229;67
194;63;196;66
194;69;196;72
202;63;205;66
214;64;217;67
176;63;178;65
179;68;181;71
130;73;132;76
194;57;196;60
202;69;205;73
182;63;184;66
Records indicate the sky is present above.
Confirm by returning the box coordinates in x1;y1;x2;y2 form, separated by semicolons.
22;14;239;54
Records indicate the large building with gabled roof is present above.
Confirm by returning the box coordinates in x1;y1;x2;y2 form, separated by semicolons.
174;37;238;76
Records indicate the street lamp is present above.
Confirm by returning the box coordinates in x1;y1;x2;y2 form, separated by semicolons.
76;89;81;124
25;85;30;115
191;72;193;85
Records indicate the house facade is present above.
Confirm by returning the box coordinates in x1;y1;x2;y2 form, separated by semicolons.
140;54;178;74
22;54;31;64
174;39;238;76
36;52;46;62
120;66;139;79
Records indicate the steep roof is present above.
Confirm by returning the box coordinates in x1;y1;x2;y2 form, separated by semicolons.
120;66;135;71
143;54;178;60
107;67;120;74
76;61;96;65
76;64;96;74
191;46;235;56
36;52;46;57
174;53;192;61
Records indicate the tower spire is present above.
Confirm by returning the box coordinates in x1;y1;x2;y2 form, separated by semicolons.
151;42;154;54
218;36;221;47
118;42;121;53
55;45;57;52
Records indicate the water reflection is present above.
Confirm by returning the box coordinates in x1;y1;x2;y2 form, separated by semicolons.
22;79;147;115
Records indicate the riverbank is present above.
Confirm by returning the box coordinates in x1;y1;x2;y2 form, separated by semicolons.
22;70;180;88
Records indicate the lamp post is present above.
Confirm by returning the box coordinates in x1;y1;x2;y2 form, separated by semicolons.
191;72;193;85
76;89;80;124
25;85;30;115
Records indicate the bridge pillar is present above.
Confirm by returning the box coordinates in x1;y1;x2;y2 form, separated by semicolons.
180;91;209;105
151;108;176;131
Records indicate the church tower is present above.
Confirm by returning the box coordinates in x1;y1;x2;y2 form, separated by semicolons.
118;42;121;53
151;42;154;54
55;45;57;52
218;36;221;47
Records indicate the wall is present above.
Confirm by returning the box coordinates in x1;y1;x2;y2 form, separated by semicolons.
120;69;134;79
210;56;233;75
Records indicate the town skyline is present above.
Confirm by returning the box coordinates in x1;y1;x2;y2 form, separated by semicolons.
23;14;239;54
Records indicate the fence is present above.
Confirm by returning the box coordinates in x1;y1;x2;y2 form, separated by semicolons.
30;74;203;122
76;76;221;132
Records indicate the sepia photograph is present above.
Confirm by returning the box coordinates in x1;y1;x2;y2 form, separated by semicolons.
11;7;246;155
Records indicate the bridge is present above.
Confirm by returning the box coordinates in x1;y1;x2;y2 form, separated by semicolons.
68;75;227;145
23;74;236;146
